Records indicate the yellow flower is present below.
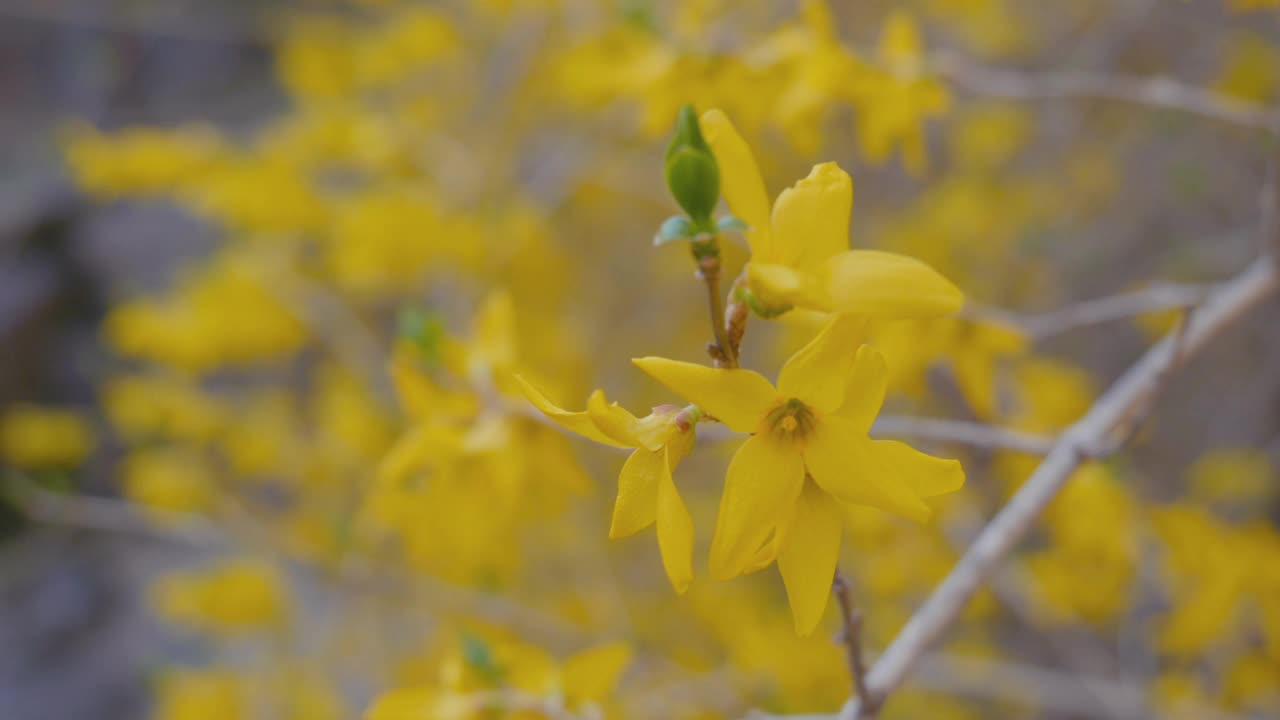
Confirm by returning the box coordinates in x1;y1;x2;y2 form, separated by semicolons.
699;108;963;318
366;635;631;720
152;669;246;720
121;446;217;515
852;12;950;174
0;405;95;469
150;558;289;635
633;314;964;634
517;377;697;593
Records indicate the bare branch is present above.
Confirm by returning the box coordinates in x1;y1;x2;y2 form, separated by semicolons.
750;649;1249;720
869;416;1055;455
4;472;595;651
929;50;1280;133
964;282;1213;341
837;256;1279;718
831;572;873;715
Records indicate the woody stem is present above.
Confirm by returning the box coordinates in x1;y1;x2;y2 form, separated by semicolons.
833;570;876;717
724;268;749;362
697;247;736;368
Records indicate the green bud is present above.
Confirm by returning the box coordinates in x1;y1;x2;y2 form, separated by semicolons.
665;104;720;226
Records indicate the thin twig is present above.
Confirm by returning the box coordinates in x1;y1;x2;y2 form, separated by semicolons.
869;416;1055;455
698;250;736;367
929;49;1280;134
964;282;1214;341
688;415;1055;454
724;268;750;362
835;255;1279;719
4;472;595;651
453;689;592;720
746;647;1247;720
3;473;225;546
831;572;873;715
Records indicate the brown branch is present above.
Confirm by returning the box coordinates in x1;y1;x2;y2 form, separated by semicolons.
832;571;874;716
724;268;750;362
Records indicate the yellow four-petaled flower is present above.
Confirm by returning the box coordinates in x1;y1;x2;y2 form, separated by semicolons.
635;314;964;634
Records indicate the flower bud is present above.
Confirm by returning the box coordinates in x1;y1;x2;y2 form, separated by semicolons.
665;104;720;227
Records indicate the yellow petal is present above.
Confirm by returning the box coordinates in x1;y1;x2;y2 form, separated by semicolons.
609;448;660;538
562;642;632;704
770;162;852;269
655;447;695;593
709;435;805;579
816;250;964;317
777;480;842;635
836;344;888;433
586;391;657;450
700;109;771;257
747;262;827;310
777;313;865;412
470;289;516;376
513;375;629;448
871;439;965;498
631;357;777;433
804;417;932;523
742;529;783;575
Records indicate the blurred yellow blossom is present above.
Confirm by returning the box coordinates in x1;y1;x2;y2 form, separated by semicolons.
151;558;290;635
0;405;95;469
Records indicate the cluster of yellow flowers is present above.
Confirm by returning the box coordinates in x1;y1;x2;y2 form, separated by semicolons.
2;1;1278;719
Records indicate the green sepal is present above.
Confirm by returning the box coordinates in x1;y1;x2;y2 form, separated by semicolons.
716;214;749;234
734;284;792;319
654;215;694;246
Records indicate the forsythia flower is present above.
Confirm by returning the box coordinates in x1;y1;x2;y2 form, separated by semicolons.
151;558;290;635
852;12;951;174
0;405;95;469
700;108;963;318
367;636;631;720
517;378;697;593
633;314;964;633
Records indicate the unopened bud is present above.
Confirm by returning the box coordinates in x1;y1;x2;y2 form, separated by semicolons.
665;104;720;227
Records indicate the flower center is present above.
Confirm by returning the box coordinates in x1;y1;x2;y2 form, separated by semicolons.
766;398;815;442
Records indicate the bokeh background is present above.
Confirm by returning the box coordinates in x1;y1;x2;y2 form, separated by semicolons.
2;1;1279;719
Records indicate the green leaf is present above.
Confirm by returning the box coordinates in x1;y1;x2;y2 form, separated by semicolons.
460;632;504;684
397;307;446;367
734;284;792;319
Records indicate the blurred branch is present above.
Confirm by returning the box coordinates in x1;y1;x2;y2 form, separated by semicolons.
831;572;874;716
3;472;224;546
870;416;1054;455
747;648;1245;720
966;282;1212;341
835;254;1280;719
3;472;595;650
0;0;279;46
450;690;592;720
930;49;1280;134
255;258;399;410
